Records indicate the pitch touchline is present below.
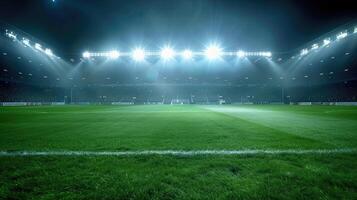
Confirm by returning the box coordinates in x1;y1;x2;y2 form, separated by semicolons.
0;149;356;156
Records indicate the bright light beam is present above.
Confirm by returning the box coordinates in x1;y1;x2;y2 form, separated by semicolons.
311;43;319;50
35;43;42;51
160;47;175;60
204;44;222;60
237;50;245;58
323;38;331;46
132;48;146;61
22;38;30;46
181;49;193;59
5;30;16;40
336;31;348;40
83;51;90;58
300;49;308;56
262;52;272;57
108;50;120;59
45;48;53;56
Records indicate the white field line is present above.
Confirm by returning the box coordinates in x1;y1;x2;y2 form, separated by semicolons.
0;149;356;157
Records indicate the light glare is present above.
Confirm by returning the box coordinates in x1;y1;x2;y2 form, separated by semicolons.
336;31;348;40
237;50;245;58
45;48;53;56
132;48;146;61
22;38;30;46
182;49;193;59
81;49;273;60
204;44;222;60
35;43;42;51
160;47;175;60
311;43;319;50
323;38;331;46
5;30;17;40
263;52;272;57
108;50;120;59
300;49;308;56
83;51;90;58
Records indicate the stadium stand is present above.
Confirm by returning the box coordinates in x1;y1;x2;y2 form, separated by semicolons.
1;22;357;105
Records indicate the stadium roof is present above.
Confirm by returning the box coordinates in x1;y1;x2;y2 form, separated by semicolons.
1;0;357;55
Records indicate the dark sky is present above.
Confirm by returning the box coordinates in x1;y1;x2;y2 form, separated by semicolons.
1;0;357;57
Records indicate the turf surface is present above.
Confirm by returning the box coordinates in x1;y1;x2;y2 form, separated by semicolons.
0;105;356;199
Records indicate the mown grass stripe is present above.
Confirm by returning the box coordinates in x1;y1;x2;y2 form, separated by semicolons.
0;149;356;156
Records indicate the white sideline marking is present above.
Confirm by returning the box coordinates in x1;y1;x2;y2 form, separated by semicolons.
0;149;355;157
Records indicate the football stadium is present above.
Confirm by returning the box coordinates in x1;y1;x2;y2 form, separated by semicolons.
1;0;357;199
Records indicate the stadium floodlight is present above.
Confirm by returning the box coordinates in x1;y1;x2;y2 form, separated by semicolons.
22;38;30;46
181;49;193;59
82;51;90;58
132;48;146;61
44;48;53;56
237;50;245;58
336;31;348;40
108;50;120;59
236;51;271;57
311;43;319;50
323;38;331;46
5;30;17;40
160;47;175;60
35;43;42;51
204;44;222;60
263;52;272;57
300;48;308;56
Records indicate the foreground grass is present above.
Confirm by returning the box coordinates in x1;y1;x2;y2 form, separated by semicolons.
0;105;356;199
0;154;356;200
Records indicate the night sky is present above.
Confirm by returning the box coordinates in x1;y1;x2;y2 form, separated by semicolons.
1;0;357;56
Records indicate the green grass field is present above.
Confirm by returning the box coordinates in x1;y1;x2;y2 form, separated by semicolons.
0;105;356;199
